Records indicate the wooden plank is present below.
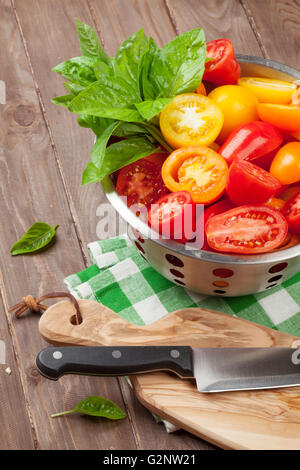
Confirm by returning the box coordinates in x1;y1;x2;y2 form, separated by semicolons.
0;0;136;449
0;295;35;449
242;0;300;67
167;0;262;56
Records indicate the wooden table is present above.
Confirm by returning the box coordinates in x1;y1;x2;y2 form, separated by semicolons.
0;0;299;451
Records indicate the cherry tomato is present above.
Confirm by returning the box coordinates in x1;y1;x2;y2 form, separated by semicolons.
206;205;288;254
195;82;207;95
238;77;297;104
208;85;259;142
226;159;282;205
197;198;233;250
270;142;300;185
218;121;283;166
148;191;195;243
160;94;223;148
279;185;300;202
161;146;228;204
257;103;300;132
282;191;300;234
116;158;168;208
203;39;240;86
265;197;286;211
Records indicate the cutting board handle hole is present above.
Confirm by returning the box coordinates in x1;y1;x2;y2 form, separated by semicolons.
70;314;81;325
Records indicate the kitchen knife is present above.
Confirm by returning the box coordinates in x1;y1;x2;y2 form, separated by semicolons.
36;346;300;393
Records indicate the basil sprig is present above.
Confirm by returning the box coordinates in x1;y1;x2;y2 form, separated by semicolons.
10;222;58;256
51;395;126;420
52;19;207;184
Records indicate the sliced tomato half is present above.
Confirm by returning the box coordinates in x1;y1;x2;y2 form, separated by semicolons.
226;159;282;205
148;191;195;243
206;205;288;254
203;39;241;85
197;198;234;250
282;191;300;234
116;158;168;208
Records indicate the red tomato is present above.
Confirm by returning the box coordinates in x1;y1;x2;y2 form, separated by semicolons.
218;121;283;166
282;191;300;234
226;159;282;205
148;191;195;243
197;199;234;250
206;205;288;254
116;158;168;208
203;39;241;86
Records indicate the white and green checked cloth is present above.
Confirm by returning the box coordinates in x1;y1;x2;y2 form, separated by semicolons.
64;234;300;432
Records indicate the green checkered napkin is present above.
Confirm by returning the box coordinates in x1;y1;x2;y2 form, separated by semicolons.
65;234;300;336
64;234;300;432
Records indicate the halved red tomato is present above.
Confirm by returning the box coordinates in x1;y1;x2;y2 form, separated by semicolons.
116;158;168;208
226;159;282;205
197;198;233;250
148;191;195;243
206;205;288;254
203;39;240;86
282;191;300;234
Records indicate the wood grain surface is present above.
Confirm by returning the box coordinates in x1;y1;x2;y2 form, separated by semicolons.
39;299;300;450
1;0;299;450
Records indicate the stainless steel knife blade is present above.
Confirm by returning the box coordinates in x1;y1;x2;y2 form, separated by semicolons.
193;347;300;392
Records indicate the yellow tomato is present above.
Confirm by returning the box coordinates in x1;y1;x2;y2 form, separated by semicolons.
270;142;300;185
159;93;224;149
208;85;259;143
238;77;297;104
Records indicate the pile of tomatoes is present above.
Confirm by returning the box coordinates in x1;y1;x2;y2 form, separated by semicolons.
116;39;300;255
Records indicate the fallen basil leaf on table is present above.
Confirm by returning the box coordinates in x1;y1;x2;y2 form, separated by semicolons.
10;222;58;256
51;396;127;420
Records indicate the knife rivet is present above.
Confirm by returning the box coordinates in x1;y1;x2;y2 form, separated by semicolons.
112;350;122;359
170;349;180;358
53;351;62;360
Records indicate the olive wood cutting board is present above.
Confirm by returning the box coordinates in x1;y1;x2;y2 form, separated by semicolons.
39;299;300;450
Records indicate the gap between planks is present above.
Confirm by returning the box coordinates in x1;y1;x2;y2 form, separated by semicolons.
239;0;269;58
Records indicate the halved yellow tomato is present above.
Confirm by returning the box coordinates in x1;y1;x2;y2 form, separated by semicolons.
238;77;297;104
208;85;259;142
161;146;228;204
159;94;223;149
257;103;300;132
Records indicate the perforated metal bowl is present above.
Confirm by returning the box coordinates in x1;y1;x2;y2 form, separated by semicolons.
102;56;300;297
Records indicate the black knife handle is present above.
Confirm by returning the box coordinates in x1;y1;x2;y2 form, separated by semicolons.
36;346;194;380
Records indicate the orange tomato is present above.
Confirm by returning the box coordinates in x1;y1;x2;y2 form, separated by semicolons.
161;146;228;204
208;85;259;142
195;82;207;95
257;103;300;132
160;94;223;149
265;197;286;211
270;142;300;185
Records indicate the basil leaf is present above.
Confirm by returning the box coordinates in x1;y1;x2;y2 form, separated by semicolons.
10;222;58;256
68;75;143;122
77;115;115;136
113;122;148;137
140;37;159;100
135;98;171;121
82;137;159;184
150;28;206;97
91;121;120;168
63;82;85;96
76;19;110;65
51;95;74;107
93;60;113;79
52;56;98;86
113;29;148;97
51;395;126;420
